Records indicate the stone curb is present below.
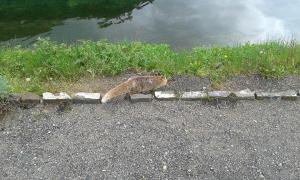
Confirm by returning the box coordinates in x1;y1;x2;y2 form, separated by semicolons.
7;94;22;104
180;91;208;101
21;93;41;104
42;92;71;104
207;91;232;99
232;89;256;100
72;92;101;104
1;89;299;105
154;91;178;101
130;94;153;102
255;90;298;100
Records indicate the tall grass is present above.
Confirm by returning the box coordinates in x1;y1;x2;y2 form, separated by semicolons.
0;39;299;93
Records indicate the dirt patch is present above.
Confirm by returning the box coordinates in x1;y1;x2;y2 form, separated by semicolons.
68;72;152;95
68;75;130;95
68;73;211;94
65;73;300;94
222;75;300;91
161;75;211;91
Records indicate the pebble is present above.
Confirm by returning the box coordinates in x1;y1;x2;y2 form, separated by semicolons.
163;165;167;171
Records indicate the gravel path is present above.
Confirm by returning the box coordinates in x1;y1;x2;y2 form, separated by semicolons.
0;100;300;179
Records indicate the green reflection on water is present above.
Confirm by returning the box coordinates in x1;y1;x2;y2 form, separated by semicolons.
0;0;152;41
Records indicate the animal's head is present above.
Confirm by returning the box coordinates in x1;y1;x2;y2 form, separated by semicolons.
154;76;168;87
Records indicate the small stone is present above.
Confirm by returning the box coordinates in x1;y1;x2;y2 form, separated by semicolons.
163;165;167;171
43;92;71;104
181;91;208;101
233;89;255;100
154;91;177;100
21;93;41;104
208;91;232;99
256;90;298;100
130;94;153;103
73;92;101;104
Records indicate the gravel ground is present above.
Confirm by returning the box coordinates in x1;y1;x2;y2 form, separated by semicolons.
0;99;300;179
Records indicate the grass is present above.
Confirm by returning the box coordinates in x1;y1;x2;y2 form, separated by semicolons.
0;39;299;94
0;75;9;98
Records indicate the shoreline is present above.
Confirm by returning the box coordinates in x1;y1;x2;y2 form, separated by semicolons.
0;39;299;94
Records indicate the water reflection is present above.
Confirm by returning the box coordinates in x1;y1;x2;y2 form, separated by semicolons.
97;0;297;47
0;0;153;41
1;0;299;48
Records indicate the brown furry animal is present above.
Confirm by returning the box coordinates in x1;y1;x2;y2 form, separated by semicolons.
101;76;167;103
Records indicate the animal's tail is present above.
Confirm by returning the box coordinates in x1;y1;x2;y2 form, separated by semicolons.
101;81;130;103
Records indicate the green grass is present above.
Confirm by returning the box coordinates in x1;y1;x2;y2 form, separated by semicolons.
0;39;299;94
0;75;9;98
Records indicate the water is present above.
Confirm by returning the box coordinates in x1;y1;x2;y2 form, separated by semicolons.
1;0;300;49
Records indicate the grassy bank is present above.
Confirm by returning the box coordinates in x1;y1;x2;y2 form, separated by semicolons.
0;39;299;94
0;76;9;98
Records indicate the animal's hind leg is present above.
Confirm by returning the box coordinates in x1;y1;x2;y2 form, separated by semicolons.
124;93;131;100
124;91;138;100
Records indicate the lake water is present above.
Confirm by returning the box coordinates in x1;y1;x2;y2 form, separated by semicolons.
1;0;300;49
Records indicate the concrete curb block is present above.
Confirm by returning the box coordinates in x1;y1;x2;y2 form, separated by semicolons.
279;90;298;100
130;94;153;102
255;90;298;100
2;89;299;105
232;89;256;100
208;91;232;99
73;92;101;104
21;93;41;104
180;91;208;101
8;94;22;104
43;92;71;104
154;91;178;101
